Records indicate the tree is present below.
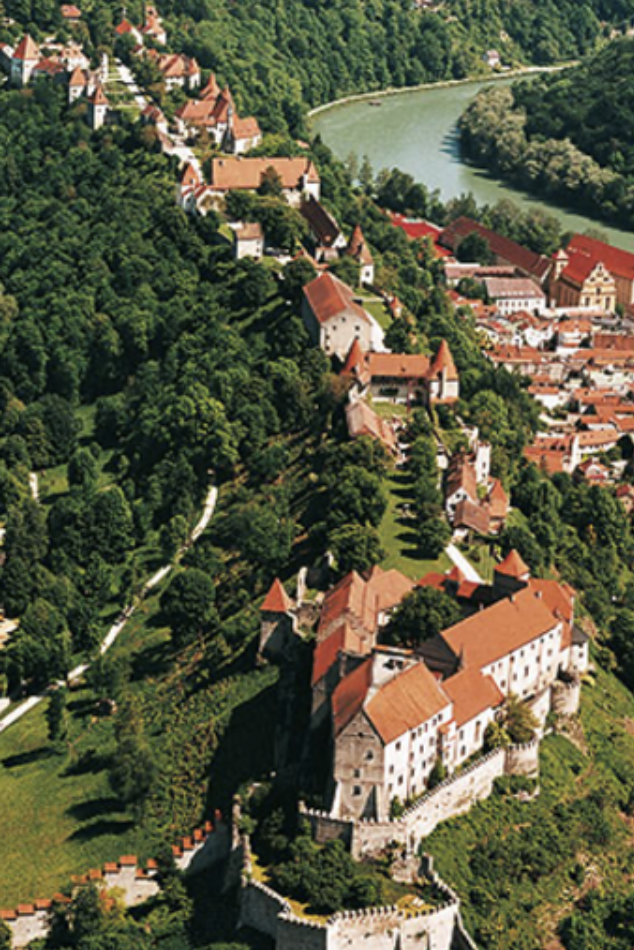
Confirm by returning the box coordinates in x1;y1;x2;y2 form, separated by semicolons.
329;523;384;574
456;232;495;264
45;688;68;746
160;568;217;647
503;696;538;744
159;514;189;561
383;586;461;648
109;699;156;809
283;257;316;303
428;756;447;789
258;166;284;197
68;448;98;492
417;516;451;558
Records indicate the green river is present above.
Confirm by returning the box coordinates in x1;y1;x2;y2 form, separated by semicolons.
310;77;634;253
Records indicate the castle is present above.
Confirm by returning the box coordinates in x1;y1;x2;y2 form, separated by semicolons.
260;552;588;827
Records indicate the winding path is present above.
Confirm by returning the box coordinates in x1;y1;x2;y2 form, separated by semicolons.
0;484;218;735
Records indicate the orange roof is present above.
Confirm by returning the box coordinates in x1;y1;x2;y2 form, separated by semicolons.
303;271;370;326
365;661;450;744
119;855;137;866
332;657;372;735
114;19;136;35
346;224;373;266
13;34;38;60
529;578;575;649
577;429;618;447
319;570;375;636
524;446;566;474
417;571;448;591
176;98;217;126
201;73;220;100
442;588;559;670
260;578;292;613
61;4;81;16
88;84;108;106
0;911;17;921
429;340;458;381
311;622;366;685
365;564;415;613
563;234;634;285
209;156;319;192
181;162;201;187
232;115;261;140
345;399;398;454
446;456;477;502
487;478;508;519
496;549;530;578
68;65;86;86
366;352;430;380
442;668;504;727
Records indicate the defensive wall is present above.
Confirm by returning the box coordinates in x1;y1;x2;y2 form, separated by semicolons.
238;827;477;950
302;740;540;859
1;815;230;948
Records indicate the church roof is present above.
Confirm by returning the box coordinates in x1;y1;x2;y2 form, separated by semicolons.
260;578;292;613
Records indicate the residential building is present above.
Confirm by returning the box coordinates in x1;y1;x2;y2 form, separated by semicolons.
205;156;320;207
300;196;346;261
146;49;200;90
86;83;109;130
232;222;264;260
342;340;459;407
345;398;399;457
10;34;39;86
427;339;459;404
484;276;547;316
301;272;374;359
174;77;261;153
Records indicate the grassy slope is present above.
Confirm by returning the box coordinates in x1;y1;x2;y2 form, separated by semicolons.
425;661;634;949
379;468;450;579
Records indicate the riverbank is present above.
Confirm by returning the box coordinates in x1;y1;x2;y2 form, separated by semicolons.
307;63;576;119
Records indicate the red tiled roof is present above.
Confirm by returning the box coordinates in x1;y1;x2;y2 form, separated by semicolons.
440;217;551;282
303;272;370;326
232;115;261;140
13;34;38;60
209;156;319;192
442;587;559;670
564;234;634;285
260;578;292;613
61;4;81;17
311;622;366;685
88;84;108;106
346;224;373;266
442;668;504;727
114;19;136;35
345;399;398;454
366;352;431;379
496;549;530;578
332;657;372;735
365;661;450;744
454;498;490;534
119;855;137;866
429;340;458;381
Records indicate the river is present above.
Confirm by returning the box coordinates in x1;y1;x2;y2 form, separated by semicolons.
311;77;634;253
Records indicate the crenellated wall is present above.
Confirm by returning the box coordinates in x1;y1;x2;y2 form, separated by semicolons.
303;741;540;859
1;816;230;948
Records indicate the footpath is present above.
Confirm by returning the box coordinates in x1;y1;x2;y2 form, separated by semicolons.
0;484;218;735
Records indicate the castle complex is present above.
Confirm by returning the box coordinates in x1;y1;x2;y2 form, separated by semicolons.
260;551;588;828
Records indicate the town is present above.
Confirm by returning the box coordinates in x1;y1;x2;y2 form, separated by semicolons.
2;5;634;950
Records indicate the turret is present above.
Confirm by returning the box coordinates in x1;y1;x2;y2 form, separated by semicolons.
87;83;109;130
493;549;530;599
259;579;295;660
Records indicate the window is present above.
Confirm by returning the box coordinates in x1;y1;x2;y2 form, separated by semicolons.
524;666;529;677
430;737;435;748
388;784;393;794
353;786;362;797
461;746;466;757
419;744;425;755
354;769;361;778
513;673;518;681
459;729;464;741
398;775;403;785
409;752;415;762
389;765;394;775
396;741;401;751
365;751;374;762
475;721;481;742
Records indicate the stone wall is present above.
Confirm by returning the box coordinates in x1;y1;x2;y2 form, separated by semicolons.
2;817;230;949
551;678;581;718
304;742;539;859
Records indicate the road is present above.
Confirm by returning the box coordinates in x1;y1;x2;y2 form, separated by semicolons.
445;542;484;584
0;484;218;734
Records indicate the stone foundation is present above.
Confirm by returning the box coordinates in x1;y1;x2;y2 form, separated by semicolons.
551;678;581;718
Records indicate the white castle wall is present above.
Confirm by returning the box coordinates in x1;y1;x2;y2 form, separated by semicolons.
303;740;540;859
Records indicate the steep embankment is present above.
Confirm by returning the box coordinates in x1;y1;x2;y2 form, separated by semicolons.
459;39;634;228
426;662;634;950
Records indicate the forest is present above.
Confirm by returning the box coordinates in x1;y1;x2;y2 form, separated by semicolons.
2;0;634;136
459;39;634;228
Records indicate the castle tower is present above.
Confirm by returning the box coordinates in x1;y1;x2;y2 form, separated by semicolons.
11;34;39;87
428;339;459;404
259;578;295;660
345;224;374;286
493;549;530;599
87;83;109;130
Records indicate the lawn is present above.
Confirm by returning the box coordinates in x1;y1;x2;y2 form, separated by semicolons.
379;468;450;580
0;693;144;907
364;299;392;331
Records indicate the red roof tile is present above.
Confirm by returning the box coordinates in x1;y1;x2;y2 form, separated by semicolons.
429;340;458;381
496;549;530;578
260;578;292;613
365;662;450;744
442;668;504;727
303;272;370;326
332;658;372;735
13;34;38;60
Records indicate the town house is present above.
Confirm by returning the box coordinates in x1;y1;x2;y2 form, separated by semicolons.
301;272;376;359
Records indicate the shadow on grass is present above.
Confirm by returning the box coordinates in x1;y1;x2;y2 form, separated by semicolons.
64;748;112;777
130;639;174;682
68;817;135;842
2;747;55;769
205;682;278;815
67;796;127;823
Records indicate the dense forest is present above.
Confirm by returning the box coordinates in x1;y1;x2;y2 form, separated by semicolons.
459;38;634;228
3;0;634;134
